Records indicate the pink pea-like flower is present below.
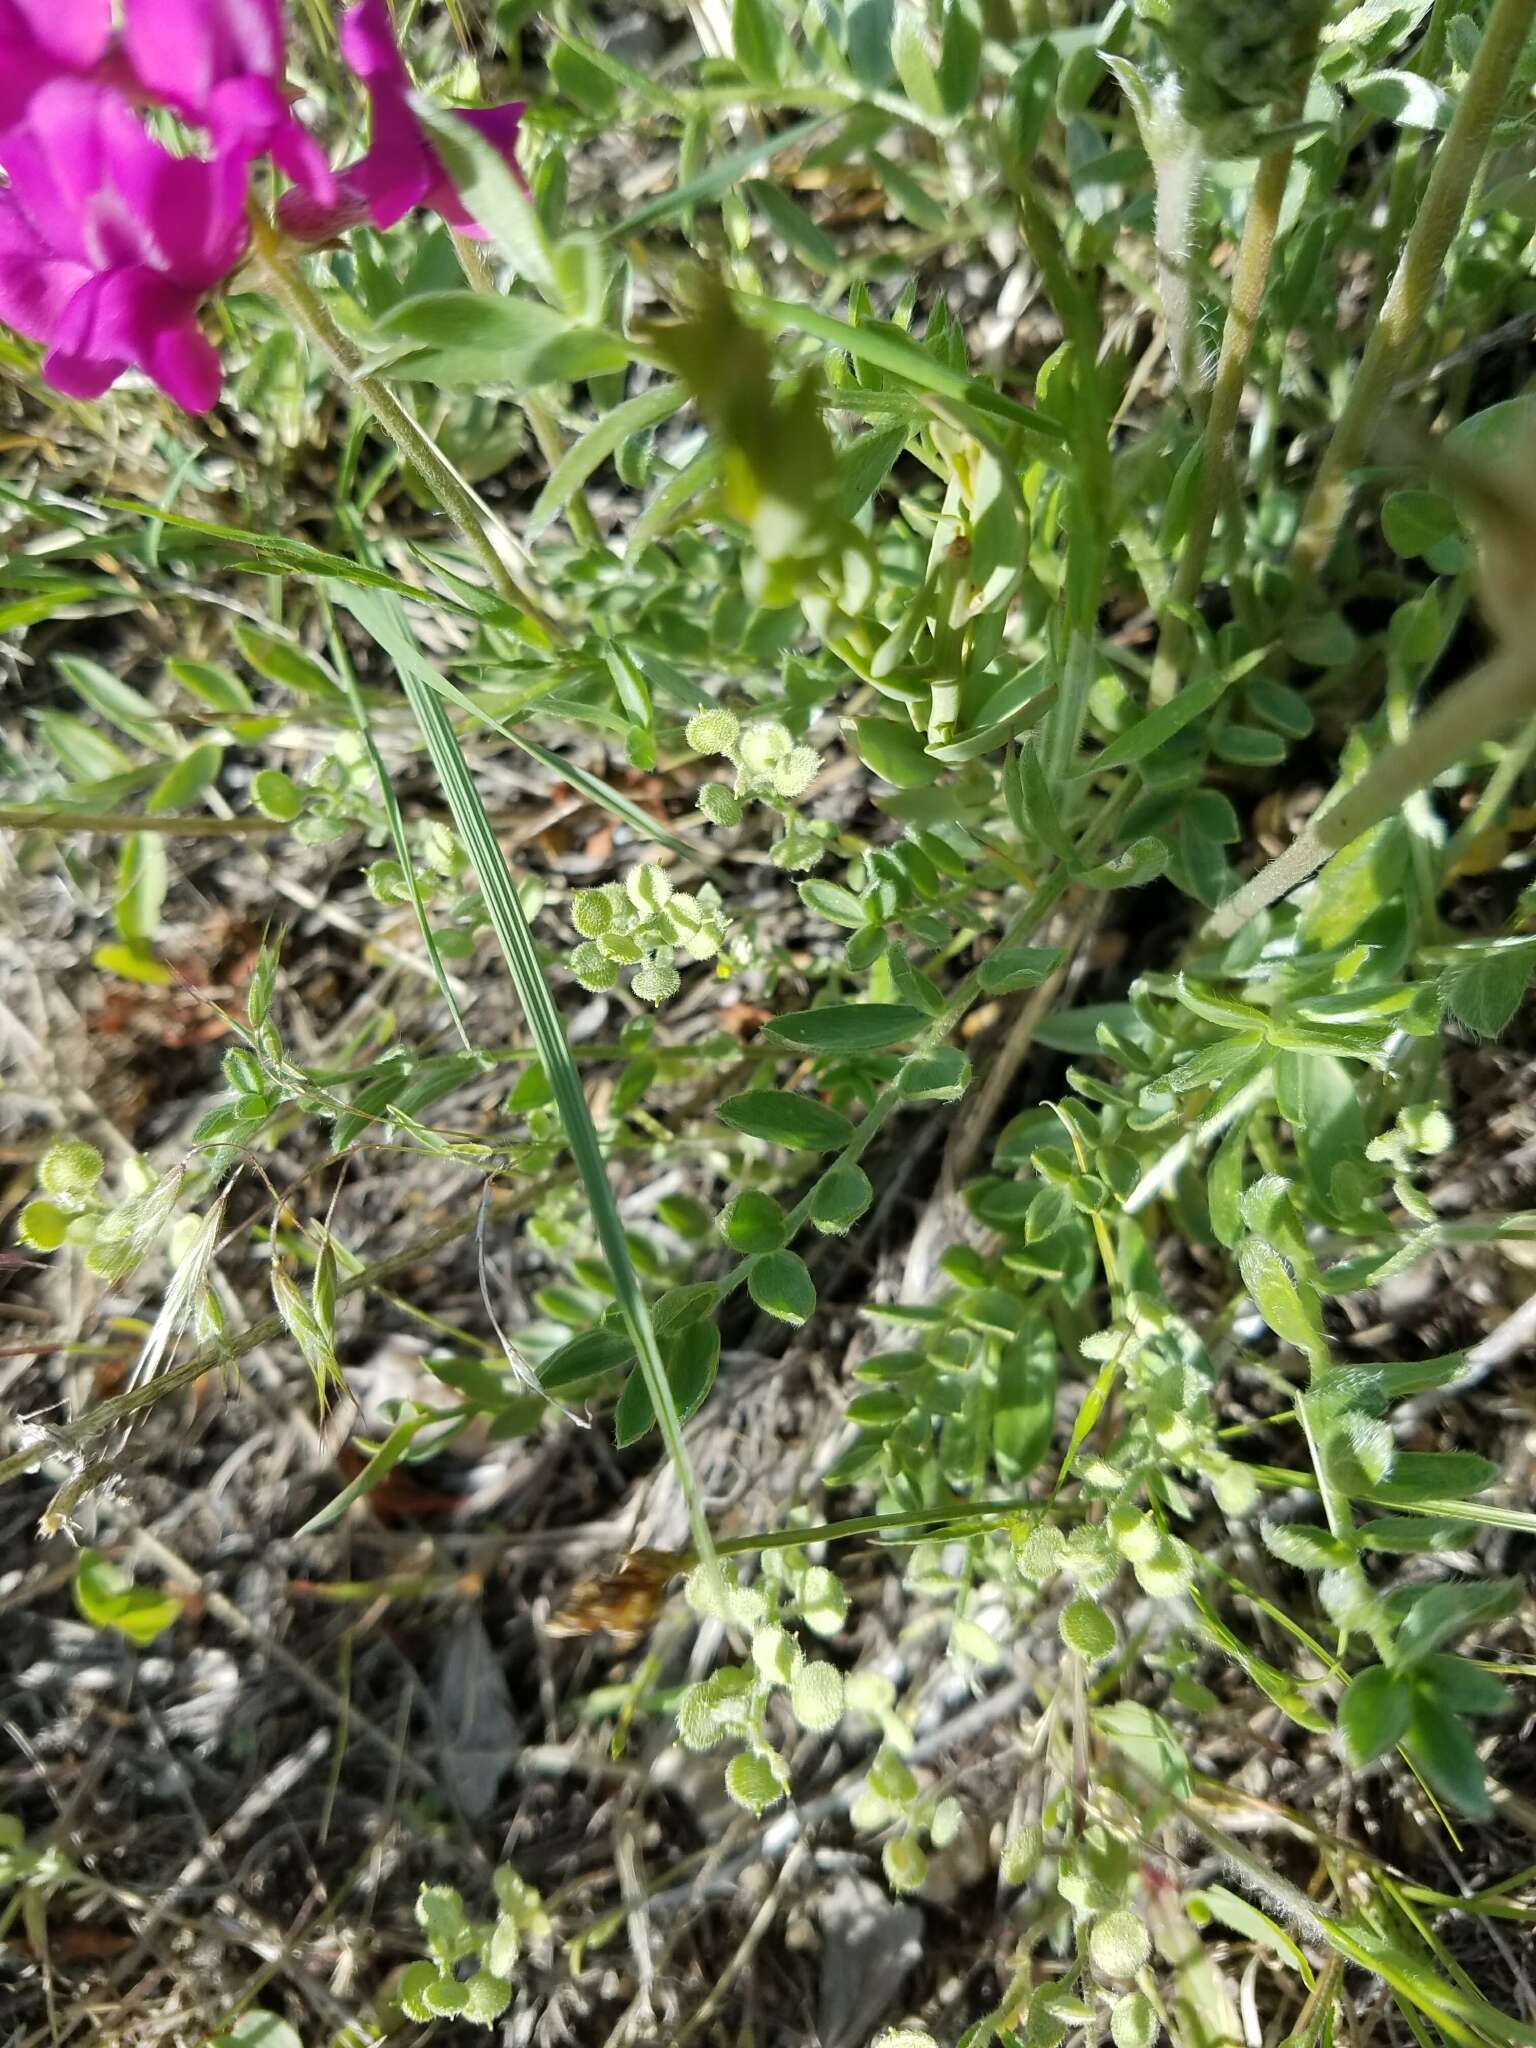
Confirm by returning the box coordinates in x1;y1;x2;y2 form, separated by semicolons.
278;0;523;242
0;0;112;132
0;81;250;411
119;0;335;203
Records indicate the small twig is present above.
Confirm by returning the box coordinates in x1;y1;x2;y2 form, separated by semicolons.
1148;25;1320;706
1208;640;1536;938
671;1840;811;2048
132;1528;443;1798
1288;0;1536;591
96;1727;332;1994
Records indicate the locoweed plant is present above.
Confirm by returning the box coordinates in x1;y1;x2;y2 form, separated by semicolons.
4;0;1536;2043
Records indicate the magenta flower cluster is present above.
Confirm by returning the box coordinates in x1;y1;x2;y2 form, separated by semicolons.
0;0;523;412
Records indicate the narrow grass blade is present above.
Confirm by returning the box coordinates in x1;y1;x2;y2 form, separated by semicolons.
738;295;1067;444
526;384;686;540
293;1411;433;1539
504;730;705;866
331;576;701;864
606;113;837;238
341;587;717;1576
323;599;471;1049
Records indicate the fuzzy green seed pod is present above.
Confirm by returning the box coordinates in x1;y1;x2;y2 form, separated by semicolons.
1134;1537;1196;1600
1111;1992;1160;2048
686;707;741;755
626;863;673;916
797;1563;847;1636
18;1199;68;1252
790;1658;845;1732
867;1744;919;1806
676;1680;721;1752
1061;1524;1117;1592
1015;1520;1065;1581
882;1831;928;1894
928;1795;964;1849
737;719;793;776
1060;1596;1117;1663
752;1625;795;1685
571;887;613;937
1001;1821;1045;1886
771;744;820;799
462;1971;513;2026
699;782;743;827
39;1139;104;1203
1109;1506;1161;1564
1024;1994;1070;2048
666;892;727;961
631;956;681;1006
569;942;617;993
1210;1458;1259;1516
726;1748;790;1815
366;858;413;906
1090;1909;1152;1981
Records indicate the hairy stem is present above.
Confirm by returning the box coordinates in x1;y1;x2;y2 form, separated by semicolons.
1209;641;1536;937
1287;0;1536;592
1149;29;1321;707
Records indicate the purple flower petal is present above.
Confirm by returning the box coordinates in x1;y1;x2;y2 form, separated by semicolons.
274;174;372;244
11;82;246;283
46;262;219;409
61;268;221;412
292;0;522;238
0;82;245;410
44;265;161;397
121;0;282;113
337;0;409;94
0;0;112;128
9;0;112;67
120;0;334;200
0;188;89;342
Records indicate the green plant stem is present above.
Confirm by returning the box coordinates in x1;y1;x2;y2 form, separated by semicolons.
1442;711;1536;871
0;807;282;837
249;209;564;638
391;649;719;1583
0;1179;564;1496
1149;33;1320;707
1287;0;1536;593
1208;640;1536;937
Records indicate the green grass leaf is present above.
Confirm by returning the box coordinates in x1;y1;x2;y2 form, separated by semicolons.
526;383;687;540
340;586;717;1576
